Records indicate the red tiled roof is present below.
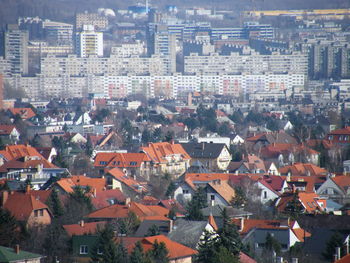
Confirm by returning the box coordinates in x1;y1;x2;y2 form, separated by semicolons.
86;202;170;221
56;176;106;194
331;176;350;193
141;142;190;164
0;157;58;173
328;127;350;135
107;168;147;194
276;191;325;213
94;152;151;168
91;189;126;209
240;252;257;263
279;163;328;177
0;144;44;161
335;254;350;263
8;108;36;119
185;173;231;190
261;144;319;159
0;125;17;135
63;221;106;236
3;191;50;221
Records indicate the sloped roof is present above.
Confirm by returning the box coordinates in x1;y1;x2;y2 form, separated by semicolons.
63;221;106;236
94;152;151;168
328;127;350;135
0;125;17;135
86;202;170;221
208;181;235;203
0;144;44;161
279;163;328;177
8;108;36;119
3;191;50;221
276;191;325;213
55;175;106;194
107;168;147;194
261;143;319;159
0;157;58;173
184;173;231;190
240;252;257;263
331;175;350;193
181;142;227;159
141;142;191;164
91;189;126;209
0;246;43;262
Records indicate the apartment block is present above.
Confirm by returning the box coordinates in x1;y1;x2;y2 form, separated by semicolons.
76;25;103;57
76;12;108;30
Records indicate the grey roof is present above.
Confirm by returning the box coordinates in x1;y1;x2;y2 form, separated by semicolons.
201;204;252;218
186;160;210;174
181;142;226;159
134;220;170;237
167;219;209;249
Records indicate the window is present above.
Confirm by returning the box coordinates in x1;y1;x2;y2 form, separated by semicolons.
97;247;103;255
34;210;38;217
183;189;189;194
39;209;44;216
211;195;215;201
99;161;107;165
80;245;88;254
263;191;267;199
130;162;137;166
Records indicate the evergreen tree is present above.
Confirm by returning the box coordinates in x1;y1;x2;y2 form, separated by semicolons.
142;129;151;144
146;224;160;237
91;225;127;263
231;186;247;208
164;131;174;142
152;128;163;142
285;191;304;219
85;136;93;156
265;233;281;255
214;246;239;263
118;211;141;235
323;232;344;260
130;241;147;263
196;230;218;263
48;189;64;218
217;208;242;257
148;240;169;263
186;187;207;221
165;181;176;198
0;207;21;246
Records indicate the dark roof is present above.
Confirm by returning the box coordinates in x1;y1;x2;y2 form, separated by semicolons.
201;204;252;218
167;219;209;248
134;220;170;237
0;246;43;262
186;160;210;174
181;142;226;159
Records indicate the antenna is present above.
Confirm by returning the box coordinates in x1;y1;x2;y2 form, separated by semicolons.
146;0;149;13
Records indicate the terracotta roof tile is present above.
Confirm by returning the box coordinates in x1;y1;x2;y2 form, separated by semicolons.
0;125;17;135
56;176;106;194
279;163;328;177
8;108;36;120
63;221;106;236
141;142;190;164
94;152;150;168
107;168;147;193
208;181;235;203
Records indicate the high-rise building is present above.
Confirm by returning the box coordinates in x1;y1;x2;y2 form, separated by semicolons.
76;12;108;31
42;20;73;46
76;25;103;58
3;24;29;75
148;25;176;74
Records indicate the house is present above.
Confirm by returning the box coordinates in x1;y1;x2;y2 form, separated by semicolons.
229;154;279;175
0;245;44;263
168;217;217;249
105;168;148;197
181;142;232;172
91;189;126;209
174;173;231;204
0;156;67;190
63;221;107;236
141;142;191;178
316;175;350;205
72;235;197;263
279;163;328;177
246;131;298;151
0;125;20;143
229;134;245;145
94;152;152;180
7;108;36;120
0;144;45;164
326;126;350;145
1;189;52;227
260;143;320;167
35;147;57;163
275;191;326;214
53;175;106;195
232;218;310;253
205;180;235;206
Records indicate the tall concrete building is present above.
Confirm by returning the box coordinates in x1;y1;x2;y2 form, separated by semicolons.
42;20;73;46
148;25;176;74
76;25;103;58
76;12;108;31
3;24;29;75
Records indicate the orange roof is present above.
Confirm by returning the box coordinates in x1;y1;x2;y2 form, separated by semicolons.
0;157;58;173
0;144;44;161
261;143;319;158
276;191;325;213
0;125;17;135
120;235;197;260
63;221;106;236
184;173;231;189
279;163;328;177
141;142;190;164
335;254;350;263
281;175;325;193
107;168;147;194
208;181;235;203
94;152;151;168
331;175;350;193
208;214;218;231
328;127;350;135
8;108;36;119
91;189;126;209
56;175;106;194
86;201;170;221
3;191;50;221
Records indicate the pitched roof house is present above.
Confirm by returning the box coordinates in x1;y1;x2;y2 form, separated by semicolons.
141;142;191;178
316;175;350;205
7;108;36;120
1;190;52;227
0;245;44;263
279;163;328;177
181;142;231;172
326;127;350;145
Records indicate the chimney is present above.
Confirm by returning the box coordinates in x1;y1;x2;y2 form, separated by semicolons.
93;188;97;198
336;247;341;260
1;191;8;206
291;258;298;263
14;244;20;254
125;197;131;205
239;218;244;232
25;184;31;193
80;220;84;227
345;240;349;255
169;219;173;233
